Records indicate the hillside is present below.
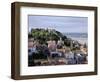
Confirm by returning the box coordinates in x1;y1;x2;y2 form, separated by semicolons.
28;28;80;47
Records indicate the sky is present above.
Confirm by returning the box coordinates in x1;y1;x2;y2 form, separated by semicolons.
28;15;88;33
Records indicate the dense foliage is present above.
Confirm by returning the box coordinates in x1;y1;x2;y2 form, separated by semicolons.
28;28;73;47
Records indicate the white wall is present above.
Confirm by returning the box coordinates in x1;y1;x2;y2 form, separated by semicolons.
0;0;100;82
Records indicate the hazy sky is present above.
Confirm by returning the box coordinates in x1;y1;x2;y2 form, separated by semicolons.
28;15;88;33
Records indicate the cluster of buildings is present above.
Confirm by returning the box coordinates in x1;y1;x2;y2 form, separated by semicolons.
28;36;88;66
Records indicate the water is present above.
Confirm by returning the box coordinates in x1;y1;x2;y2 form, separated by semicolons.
63;33;88;44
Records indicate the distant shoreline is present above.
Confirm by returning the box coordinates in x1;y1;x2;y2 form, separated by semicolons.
63;33;88;45
70;37;87;45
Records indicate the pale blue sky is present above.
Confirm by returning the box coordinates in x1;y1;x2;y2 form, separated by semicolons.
28;15;88;33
